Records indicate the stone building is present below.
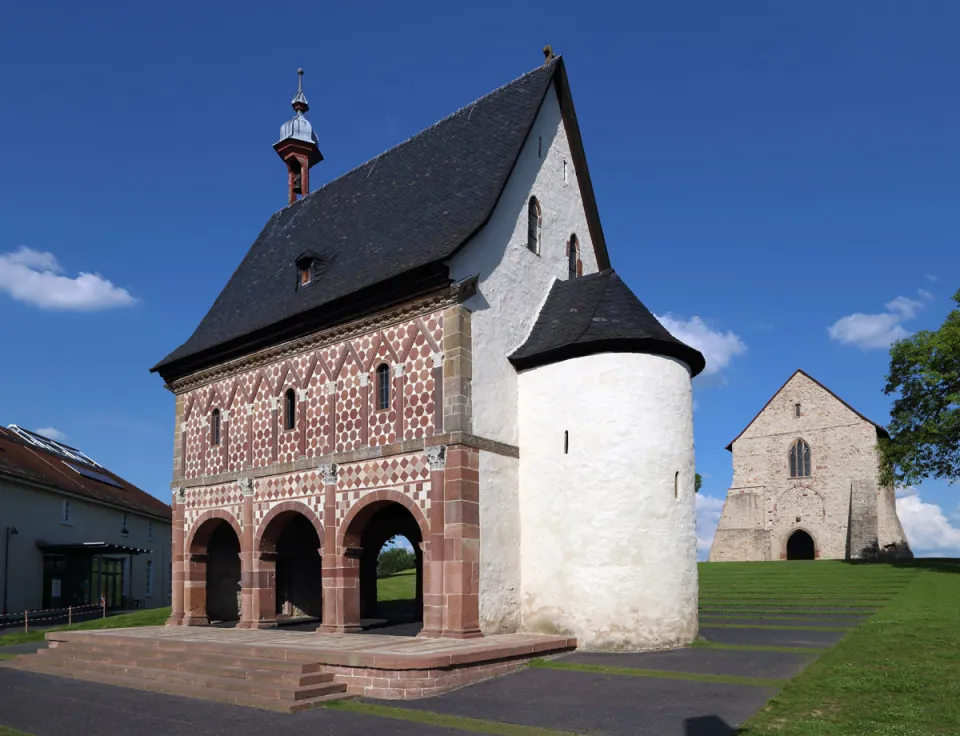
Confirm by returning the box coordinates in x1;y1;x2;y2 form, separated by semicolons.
710;370;911;562
151;54;704;650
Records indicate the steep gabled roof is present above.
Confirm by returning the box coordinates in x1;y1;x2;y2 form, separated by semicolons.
0;427;171;519
509;269;705;375
152;56;609;383
724;368;890;451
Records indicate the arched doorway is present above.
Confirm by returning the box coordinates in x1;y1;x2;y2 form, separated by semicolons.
343;500;424;634
786;529;816;560
258;510;323;624
187;517;241;624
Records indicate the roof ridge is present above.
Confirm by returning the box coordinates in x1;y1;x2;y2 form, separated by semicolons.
278;58;562;215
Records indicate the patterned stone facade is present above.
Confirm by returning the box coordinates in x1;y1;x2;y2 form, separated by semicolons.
710;371;911;562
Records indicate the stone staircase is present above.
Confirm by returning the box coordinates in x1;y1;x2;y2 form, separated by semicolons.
8;637;351;713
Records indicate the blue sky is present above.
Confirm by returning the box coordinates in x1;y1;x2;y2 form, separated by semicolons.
1;1;958;558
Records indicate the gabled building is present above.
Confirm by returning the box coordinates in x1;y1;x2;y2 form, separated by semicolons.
710;370;912;562
151;53;704;650
0;426;172;615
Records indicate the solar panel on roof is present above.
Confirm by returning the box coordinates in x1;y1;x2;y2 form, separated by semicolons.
65;463;124;489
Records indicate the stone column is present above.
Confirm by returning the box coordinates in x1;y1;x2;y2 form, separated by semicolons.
317;463;363;633
237;478;257;628
419;445;446;638
182;548;210;626
359;373;370;446
441;444;482;639
166;486;185;626
394;363;405;440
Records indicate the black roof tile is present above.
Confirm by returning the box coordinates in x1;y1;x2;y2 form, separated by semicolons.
509;270;706;375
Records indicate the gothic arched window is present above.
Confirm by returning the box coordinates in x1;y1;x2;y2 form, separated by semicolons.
284;389;296;431
568;234;579;278
211;409;221;446
376;364;391;410
789;438;811;478
527;197;541;254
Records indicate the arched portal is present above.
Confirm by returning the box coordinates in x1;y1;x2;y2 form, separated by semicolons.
342;500;425;633
186;516;241;624
786;529;816;560
258;509;323;624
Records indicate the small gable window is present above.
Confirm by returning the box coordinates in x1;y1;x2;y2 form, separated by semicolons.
795;403;801;418
299;265;311;286
789;439;811;478
295;250;323;289
568;234;579;279
527;197;541;255
211;409;221;446
376;364;391;411
284;389;296;431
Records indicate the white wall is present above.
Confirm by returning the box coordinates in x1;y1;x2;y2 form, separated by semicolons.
518;352;699;651
448;82;599;633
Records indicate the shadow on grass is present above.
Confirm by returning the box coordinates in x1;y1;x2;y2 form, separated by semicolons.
684;715;737;735
843;557;960;574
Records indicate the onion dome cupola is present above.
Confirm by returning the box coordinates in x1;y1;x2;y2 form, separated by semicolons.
274;68;324;205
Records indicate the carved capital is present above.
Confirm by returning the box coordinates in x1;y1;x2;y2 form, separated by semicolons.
425;445;446;471
238;477;255;497
297;388;309;402
393;363;405;377
221;409;231;422
318;463;338;484
173;486;186;504
325;381;337;396
358;373;370;386
431;352;444;369
245;403;254;416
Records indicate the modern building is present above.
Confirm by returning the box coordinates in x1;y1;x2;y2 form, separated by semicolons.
710;370;912;562
151;53;704;651
0;426;172;615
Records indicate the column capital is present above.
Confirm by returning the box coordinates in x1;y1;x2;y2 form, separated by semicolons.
431;352;444;369
318;463;338;484
425;445;446;471
238;477;255;497
393;363;405;377
173;486;186;504
358;373;370;386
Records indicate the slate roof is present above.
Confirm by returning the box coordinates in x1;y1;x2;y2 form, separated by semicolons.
153;56;609;382
509;270;706;376
723;369;890;451
0;427;171;520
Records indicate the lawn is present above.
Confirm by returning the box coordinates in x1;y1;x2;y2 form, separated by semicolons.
703;560;960;736
0;607;170;648
377;568;416;602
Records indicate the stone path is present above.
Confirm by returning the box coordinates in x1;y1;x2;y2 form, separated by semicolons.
0;607;857;735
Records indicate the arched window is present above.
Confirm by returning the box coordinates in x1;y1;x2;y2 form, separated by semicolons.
284;389;296;431
789;439;811;478
376;364;391;411
211;409;221;446
527;197;541;254
568;234;579;279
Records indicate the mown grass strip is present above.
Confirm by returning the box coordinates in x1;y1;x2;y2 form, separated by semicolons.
0;727;32;736
692;640;826;654
0;607;170;647
0;655;17;662
529;659;784;688
700;608;875;617
326;700;579;735
700;623;851;632
740;566;960;735
699;613;865;622
700;602;878;610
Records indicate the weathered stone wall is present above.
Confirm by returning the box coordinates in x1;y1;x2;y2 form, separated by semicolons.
710;371;911;561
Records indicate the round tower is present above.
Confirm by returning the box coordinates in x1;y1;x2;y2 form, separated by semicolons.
512;269;704;651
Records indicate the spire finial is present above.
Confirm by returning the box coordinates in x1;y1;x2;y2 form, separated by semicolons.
543;45;555;64
292;68;309;113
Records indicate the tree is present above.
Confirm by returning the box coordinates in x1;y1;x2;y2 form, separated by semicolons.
880;289;960;486
377;546;416;577
695;473;702;493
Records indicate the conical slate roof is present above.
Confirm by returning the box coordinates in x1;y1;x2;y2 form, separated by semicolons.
509;269;705;376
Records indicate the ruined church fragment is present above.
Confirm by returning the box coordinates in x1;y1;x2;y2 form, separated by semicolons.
710;369;912;562
151;54;704;651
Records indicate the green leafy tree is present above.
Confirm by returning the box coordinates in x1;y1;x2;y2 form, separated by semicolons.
695;473;702;493
377;546;416;577
881;289;960;486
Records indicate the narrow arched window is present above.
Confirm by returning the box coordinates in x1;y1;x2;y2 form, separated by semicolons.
376;364;391;410
527;197;541;254
789;439;811;478
284;389;296;431
568;234;579;279
211;409;221;446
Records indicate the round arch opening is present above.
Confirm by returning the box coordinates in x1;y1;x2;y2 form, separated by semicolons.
258;510;323;624
190;518;241;624
786;529;816;561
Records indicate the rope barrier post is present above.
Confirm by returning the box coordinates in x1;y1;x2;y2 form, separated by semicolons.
24;609;28;634
68;605;72;626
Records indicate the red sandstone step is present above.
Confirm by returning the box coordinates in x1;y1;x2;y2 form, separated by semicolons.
26;654;345;701
4;659;350;713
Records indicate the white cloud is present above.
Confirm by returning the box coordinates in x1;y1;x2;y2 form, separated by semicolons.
917;289;934;302
896;493;960;556
925;273;940;283
656;314;746;377
695;493;725;559
35;427;68;442
827;294;926;349
0;247;137;311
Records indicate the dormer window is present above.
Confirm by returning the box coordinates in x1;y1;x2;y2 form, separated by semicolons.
295;250;323;289
299;265;311;286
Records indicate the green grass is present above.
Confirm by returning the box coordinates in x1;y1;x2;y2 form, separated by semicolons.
691;641;826;654
0;727;32;736
376;568;416;602
529;658;784;688
0;607;170;647
706;560;960;736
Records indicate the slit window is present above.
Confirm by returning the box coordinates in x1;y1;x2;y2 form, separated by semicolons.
568;234;579;279
284;389;296;431
795;403;801;417
564;430;569;455
789;438;811;478
674;471;679;499
211;409;221;446
376;364;391;410
527;197;541;254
